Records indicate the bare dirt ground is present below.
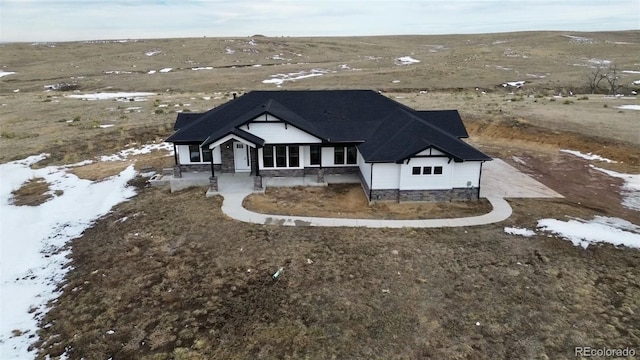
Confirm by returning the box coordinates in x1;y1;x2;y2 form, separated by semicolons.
1;31;639;359
244;184;493;219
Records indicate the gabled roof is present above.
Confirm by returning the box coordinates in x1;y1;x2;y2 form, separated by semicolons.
166;90;490;162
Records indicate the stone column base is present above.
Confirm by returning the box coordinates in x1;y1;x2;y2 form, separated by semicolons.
317;168;325;183
209;176;218;192
173;165;182;178
254;176;263;191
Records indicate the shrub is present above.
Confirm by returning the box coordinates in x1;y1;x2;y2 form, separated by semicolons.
563;100;574;105
603;104;608;108
577;96;589;100
154;109;164;114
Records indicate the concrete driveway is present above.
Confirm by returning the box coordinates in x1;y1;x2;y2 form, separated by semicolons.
480;159;563;198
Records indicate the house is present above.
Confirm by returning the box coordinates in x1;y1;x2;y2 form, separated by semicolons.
165;90;491;201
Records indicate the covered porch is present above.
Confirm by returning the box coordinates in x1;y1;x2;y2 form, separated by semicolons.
166;171;360;195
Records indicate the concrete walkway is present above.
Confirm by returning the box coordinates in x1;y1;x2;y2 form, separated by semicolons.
220;191;512;228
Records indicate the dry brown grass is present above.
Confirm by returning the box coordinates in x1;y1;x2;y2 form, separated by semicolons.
10;177;59;206
244;184;492;219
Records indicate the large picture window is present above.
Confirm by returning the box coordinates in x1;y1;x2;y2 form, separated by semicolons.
334;146;357;165
262;145;300;168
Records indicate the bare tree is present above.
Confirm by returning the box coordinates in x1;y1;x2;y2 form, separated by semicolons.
604;64;622;95
585;66;607;94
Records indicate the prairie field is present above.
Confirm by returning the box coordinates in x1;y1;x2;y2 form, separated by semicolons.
1;31;639;359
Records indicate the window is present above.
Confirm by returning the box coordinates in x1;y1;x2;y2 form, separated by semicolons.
202;148;212;162
334;147;345;164
275;145;287;167
262;145;300;168
263;146;274;167
310;145;321;165
434;166;443;175
289;146;299;167
346;146;357;164
423;166;432;175
189;145;201;162
334;146;358;165
412;167;421;175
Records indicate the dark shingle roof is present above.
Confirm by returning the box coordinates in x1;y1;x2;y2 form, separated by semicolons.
166;90;490;162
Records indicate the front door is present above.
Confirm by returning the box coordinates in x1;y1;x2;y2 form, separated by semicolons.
233;142;250;172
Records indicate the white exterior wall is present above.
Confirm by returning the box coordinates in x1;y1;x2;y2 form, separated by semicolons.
399;157;452;190
242;122;320;144
320;147;334;167
451;161;481;188
176;144;221;164
371;163;400;189
357;152;371;189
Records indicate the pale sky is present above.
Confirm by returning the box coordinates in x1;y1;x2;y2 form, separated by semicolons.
0;0;638;43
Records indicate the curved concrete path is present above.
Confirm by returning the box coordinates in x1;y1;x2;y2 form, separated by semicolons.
220;192;512;228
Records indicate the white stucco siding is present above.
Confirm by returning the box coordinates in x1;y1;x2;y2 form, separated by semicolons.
242;122;321;144
451;161;481;188
176;145;190;164
320;147;334;167
176;144;221;164
399;157;452;190
371;163;400;189
357;152;371;189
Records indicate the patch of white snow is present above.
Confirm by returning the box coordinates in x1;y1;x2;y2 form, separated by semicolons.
0;71;17;78
537;217;640;249
560;149;617;163
395;56;420;65
159;68;172;73
0;155;137;359
617;105;640;110
66;92;155;101
589;165;640;211
504;227;536;237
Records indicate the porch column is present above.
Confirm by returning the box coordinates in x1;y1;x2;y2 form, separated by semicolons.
210;155;215;177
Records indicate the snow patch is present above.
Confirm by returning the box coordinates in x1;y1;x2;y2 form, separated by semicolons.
504;227;536;237
560;149;616;163
145;50;162;56
0;155;137;359
617;105;640;110
395;56;420;65
622;70;640;74
538;216;640;249
99;142;173;162
159;68;172;73
191;67;213;71
66;92;155;101
225;47;236;54
147;70;156;74
0;71;17;78
590;165;640;211
502;80;525;88
262;69;329;86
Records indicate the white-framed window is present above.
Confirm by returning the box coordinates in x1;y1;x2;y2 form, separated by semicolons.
262;145;300;168
188;144;212;163
412;166;443;175
334;146;357;165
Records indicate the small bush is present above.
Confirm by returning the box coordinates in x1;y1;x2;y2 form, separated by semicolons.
534;93;545;98
1;131;16;139
73;116;81;122
563;100;574;105
549;98;556;102
154;109;164;114
603;104;608;108
577;96;589;100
